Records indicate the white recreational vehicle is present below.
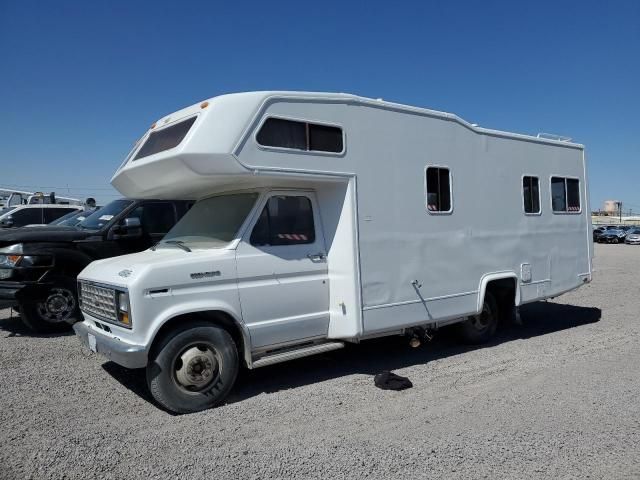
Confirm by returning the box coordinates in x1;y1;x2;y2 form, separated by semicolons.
74;92;592;413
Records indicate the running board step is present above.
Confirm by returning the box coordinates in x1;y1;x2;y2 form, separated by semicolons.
251;342;345;369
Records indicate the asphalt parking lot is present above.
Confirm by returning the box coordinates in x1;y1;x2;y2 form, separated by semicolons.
0;243;639;479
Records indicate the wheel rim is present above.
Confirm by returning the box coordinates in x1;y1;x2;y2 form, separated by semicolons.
469;300;493;332
173;344;220;392
36;288;76;323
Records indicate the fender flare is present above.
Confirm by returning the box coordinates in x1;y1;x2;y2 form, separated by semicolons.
476;271;521;314
43;247;94;275
148;302;253;368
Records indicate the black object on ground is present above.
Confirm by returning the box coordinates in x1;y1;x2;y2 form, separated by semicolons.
374;371;413;391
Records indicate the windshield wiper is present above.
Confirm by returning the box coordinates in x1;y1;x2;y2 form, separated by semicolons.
162;240;192;252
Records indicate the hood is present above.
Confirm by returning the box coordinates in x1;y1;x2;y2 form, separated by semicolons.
0;225;96;246
79;247;237;290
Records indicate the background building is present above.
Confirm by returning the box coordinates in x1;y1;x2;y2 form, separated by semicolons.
603;200;621;215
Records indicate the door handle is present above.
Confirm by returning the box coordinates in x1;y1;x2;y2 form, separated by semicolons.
307;252;327;261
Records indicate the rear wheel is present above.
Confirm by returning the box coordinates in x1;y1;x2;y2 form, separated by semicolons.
456;292;498;345
19;275;80;333
146;323;239;414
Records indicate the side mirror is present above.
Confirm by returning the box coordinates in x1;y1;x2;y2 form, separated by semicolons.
124;217;141;229
0;216;14;228
112;217;142;239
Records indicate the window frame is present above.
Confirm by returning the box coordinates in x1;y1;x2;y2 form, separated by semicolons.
521;174;542;216
424;165;453;215
549;175;582;215
254;115;346;157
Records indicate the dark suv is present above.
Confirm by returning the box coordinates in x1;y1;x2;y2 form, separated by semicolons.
0;198;191;333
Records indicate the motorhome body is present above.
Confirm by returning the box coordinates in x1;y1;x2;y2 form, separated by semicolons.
74;91;592;413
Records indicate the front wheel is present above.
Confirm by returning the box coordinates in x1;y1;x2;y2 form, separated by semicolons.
146;323;239;414
455;292;499;345
19;275;80;333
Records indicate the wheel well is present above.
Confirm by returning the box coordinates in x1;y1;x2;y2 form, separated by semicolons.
484;278;517;324
151;311;248;367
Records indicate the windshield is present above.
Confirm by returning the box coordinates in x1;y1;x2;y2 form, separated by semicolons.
78;200;132;230
161;193;259;249
52;208;99;226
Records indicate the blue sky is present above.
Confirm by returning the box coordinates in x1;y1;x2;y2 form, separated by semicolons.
1;1;639;210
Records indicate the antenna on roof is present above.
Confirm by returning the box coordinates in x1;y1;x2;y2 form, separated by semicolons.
537;132;572;142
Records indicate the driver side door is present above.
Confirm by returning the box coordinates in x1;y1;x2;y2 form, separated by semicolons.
236;192;330;349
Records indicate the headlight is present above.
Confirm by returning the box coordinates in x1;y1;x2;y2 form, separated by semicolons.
0;244;23;279
117;291;131;327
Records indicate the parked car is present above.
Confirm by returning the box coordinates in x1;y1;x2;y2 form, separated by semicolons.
597;228;627;244
624;229;640;245
0;204;82;229
593;226;607;241
0;199;191;332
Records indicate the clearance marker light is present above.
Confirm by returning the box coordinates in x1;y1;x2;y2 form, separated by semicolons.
200;101;209;109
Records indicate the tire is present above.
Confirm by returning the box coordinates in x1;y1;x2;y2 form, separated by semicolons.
19;275;80;333
456;292;499;345
146;323;239;414
613;238;619;244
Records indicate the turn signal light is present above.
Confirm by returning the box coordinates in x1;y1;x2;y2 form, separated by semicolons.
119;312;130;326
200;101;209;109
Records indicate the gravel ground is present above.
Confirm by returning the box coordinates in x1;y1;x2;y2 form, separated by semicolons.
1;243;639;479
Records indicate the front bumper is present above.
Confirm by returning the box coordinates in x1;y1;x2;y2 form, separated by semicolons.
73;321;148;369
0;273;56;307
0;282;26;308
625;239;640;244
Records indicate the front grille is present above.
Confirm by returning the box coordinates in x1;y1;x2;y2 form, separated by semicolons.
79;281;118;322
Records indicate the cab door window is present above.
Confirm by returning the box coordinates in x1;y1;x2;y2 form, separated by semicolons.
11;208;43;227
250;196;316;246
44;208;77;224
129;202;177;235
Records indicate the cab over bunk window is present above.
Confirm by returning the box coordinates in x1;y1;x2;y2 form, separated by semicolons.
134;116;197;160
522;176;540;214
257;118;343;153
250;196;316;246
426;167;451;213
551;177;581;213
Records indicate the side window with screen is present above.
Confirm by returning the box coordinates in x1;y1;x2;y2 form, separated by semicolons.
257;118;343;153
426;167;451;213
250;196;316;246
551;177;581;213
522;176;540;214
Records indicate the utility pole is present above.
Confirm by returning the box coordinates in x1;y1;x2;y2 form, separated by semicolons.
616;201;622;223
